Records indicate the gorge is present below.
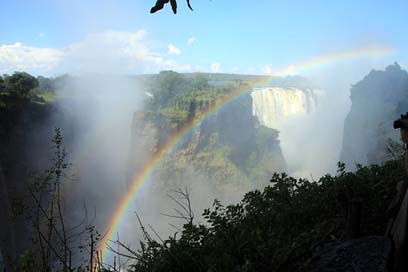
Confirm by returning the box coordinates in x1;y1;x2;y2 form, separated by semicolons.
1;65;408;269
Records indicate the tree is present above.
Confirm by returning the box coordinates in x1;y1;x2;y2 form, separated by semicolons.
151;71;186;105
190;73;209;90
36;76;54;92
151;0;193;14
0;76;5;93
115;159;405;271
5;72;39;97
15;129;102;271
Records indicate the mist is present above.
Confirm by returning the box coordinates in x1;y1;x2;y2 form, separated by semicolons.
53;74;142;234
274;59;396;179
52;57;395;264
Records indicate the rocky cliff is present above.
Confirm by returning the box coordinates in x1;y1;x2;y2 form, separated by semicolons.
128;79;328;205
129;99;287;204
0;96;59;266
340;63;408;168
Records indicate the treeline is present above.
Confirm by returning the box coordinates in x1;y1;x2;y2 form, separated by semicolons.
0;72;71;105
0;72;39;98
144;71;240;124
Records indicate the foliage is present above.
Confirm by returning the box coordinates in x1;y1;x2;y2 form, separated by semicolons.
36;76;55;92
0;75;5;93
145;71;233;125
123;158;405;272
19;250;36;272
150;0;193;14
0;72;58;110
158;107;190;123
3;72;39;97
150;71;187;106
10;129;103;271
31;75;58;103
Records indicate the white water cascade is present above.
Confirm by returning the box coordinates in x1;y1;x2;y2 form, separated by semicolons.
250;86;336;178
250;87;317;129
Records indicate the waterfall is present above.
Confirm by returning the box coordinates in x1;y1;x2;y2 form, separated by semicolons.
250;87;324;178
250;87;317;129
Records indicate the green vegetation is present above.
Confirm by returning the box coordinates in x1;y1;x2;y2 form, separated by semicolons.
157;107;190;123
33;91;56;103
245;126;284;186
0;76;5;93
121;159;404;272
145;71;236;125
0;72;57;106
134;71;286;195
11;130;103;272
7;138;404;271
2;72;38;98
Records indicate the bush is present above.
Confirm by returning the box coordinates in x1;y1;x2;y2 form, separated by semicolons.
126;159;405;272
4;72;39;97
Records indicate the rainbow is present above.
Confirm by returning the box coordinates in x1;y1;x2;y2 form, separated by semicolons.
98;45;395;262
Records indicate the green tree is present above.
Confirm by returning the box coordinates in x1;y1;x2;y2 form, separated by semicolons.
0;76;5;93
36;76;54;91
151;71;186;105
5;72;39;97
190;73;209;90
119;159;405;272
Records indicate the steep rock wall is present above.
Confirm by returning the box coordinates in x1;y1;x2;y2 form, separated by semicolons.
340;63;408;167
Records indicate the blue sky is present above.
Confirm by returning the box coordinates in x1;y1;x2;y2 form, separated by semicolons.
0;0;407;75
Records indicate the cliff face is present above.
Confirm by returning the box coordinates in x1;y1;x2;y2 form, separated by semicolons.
128;92;287;195
128;75;326;195
0;94;82;268
340;63;408;168
0;96;57;266
0;165;15;270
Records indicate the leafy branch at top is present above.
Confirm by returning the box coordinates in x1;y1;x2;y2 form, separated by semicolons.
150;0;193;14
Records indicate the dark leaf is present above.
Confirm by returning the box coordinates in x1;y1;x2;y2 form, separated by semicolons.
186;0;193;11
151;0;193;14
170;0;177;14
150;0;170;13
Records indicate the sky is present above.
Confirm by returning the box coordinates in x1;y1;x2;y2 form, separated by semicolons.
0;0;407;76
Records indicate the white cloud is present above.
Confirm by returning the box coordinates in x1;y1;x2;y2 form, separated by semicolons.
0;42;63;74
211;63;222;73
187;37;196;45
0;30;193;75
167;44;181;56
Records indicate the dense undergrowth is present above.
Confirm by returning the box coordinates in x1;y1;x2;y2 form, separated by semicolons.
124;159;405;272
